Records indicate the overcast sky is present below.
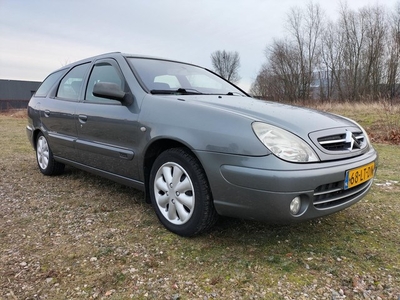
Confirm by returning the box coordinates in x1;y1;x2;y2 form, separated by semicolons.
0;0;398;91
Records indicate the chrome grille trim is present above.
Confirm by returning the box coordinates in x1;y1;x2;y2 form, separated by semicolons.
317;131;364;151
318;133;364;145
313;187;342;196
313;179;373;209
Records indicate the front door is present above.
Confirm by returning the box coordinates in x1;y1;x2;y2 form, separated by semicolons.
75;58;141;180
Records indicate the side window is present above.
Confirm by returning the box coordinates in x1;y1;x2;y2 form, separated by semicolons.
35;69;66;97
56;63;89;100
85;62;123;102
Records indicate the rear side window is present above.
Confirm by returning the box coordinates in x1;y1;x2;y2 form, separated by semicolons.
35;69;66;97
57;63;90;100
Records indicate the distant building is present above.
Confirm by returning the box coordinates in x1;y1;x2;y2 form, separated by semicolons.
0;79;41;110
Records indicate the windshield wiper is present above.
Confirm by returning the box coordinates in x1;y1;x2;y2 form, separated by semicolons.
150;88;203;95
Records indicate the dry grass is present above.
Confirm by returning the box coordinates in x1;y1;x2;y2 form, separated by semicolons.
0;105;399;299
301;100;400;144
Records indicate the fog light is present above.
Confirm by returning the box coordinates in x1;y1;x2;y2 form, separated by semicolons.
290;197;301;215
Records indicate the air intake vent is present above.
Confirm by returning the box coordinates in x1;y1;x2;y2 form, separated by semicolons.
313;179;373;209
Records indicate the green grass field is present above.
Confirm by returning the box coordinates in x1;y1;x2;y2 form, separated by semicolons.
0;106;399;299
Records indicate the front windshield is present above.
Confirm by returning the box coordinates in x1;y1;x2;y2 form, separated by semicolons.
127;57;246;96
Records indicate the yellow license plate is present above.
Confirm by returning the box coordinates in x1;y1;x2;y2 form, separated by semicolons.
344;162;375;190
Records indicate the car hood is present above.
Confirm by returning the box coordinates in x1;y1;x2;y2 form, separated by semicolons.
186;95;356;136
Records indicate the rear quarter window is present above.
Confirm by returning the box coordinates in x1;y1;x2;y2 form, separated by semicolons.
35;69;67;97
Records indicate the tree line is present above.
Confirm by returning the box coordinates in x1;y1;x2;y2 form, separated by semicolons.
246;1;400;103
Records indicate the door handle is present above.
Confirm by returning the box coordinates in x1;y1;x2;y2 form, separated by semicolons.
44;109;50;117
78;114;88;123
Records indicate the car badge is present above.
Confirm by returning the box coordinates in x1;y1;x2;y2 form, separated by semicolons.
345;131;353;150
345;131;361;150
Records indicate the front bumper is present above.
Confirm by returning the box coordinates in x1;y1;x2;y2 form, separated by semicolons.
195;146;378;223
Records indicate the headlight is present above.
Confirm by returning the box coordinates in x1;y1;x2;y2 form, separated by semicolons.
252;122;319;163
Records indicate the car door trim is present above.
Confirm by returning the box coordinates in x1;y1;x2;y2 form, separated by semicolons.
48;132;76;145
75;139;134;160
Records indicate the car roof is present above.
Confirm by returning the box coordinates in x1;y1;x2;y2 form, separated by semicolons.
59;52;202;71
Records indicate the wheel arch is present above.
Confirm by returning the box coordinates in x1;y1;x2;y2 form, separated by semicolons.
143;138;205;203
32;128;43;149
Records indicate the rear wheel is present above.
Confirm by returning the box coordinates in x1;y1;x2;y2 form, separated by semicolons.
36;133;65;175
149;148;218;237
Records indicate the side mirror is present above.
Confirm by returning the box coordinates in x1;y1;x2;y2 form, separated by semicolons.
93;82;126;101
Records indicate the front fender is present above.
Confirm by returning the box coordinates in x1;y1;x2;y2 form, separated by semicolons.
138;95;269;156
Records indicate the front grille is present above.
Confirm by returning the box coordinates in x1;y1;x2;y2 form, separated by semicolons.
309;127;369;161
313;179;373;209
318;131;364;151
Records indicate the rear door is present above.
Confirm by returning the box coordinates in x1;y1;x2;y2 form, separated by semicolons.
75;58;142;179
40;63;90;159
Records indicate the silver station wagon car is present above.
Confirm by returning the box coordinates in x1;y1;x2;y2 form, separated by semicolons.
27;52;378;236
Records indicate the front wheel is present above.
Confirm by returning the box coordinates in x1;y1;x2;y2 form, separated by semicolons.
149;148;218;237
36;133;65;175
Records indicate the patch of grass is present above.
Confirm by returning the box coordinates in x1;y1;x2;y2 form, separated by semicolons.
307;101;400;144
0;115;32;156
0;110;399;299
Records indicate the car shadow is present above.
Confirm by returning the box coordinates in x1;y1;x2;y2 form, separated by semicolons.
60;165;365;251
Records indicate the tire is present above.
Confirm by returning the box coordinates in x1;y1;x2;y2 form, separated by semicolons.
36;133;65;176
149;148;218;237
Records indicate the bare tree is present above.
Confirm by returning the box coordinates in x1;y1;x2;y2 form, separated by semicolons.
286;2;324;101
321;18;346;101
253;1;400;103
267;39;302;102
258;2;323;102
211;50;241;83
384;2;400;101
249;65;269;98
250;64;283;100
336;4;388;100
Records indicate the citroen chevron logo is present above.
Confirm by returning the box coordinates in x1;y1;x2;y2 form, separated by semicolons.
345;131;361;150
345;131;353;150
352;133;361;149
